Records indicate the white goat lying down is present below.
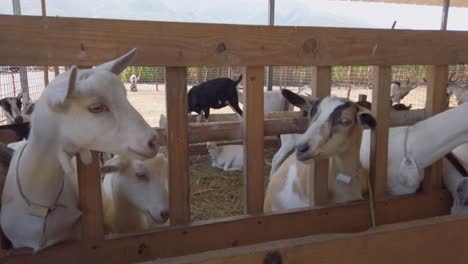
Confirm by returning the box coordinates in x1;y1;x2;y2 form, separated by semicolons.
0;49;159;252
265;89;376;212
206;142;243;171
100;154;169;234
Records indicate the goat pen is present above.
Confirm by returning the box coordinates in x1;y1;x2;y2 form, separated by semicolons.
0;14;467;263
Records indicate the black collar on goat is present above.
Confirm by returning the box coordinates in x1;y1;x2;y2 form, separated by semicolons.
188;74;243;121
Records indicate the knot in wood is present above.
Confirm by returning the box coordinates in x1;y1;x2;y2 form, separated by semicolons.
303;38;318;54
216;42;227;53
263;250;283;264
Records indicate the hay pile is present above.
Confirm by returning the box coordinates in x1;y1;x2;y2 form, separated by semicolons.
190;148;277;221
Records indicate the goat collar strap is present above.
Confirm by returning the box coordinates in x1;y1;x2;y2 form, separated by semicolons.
16;142;67;248
16;142;66;217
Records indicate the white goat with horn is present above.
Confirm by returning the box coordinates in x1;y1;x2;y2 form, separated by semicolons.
0;49;159;252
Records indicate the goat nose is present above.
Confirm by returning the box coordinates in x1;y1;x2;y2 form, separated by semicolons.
296;143;310;154
148;135;159;151
14;116;23;124
160;210;169;222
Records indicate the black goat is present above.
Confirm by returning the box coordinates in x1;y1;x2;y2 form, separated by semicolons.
188;74;243;121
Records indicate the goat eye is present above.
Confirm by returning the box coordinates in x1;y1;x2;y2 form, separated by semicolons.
88;103;109;113
340;118;351;126
136;173;149;182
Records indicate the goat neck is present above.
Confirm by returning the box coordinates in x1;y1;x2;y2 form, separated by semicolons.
410;102;468;168
17;101;78;207
104;176;147;233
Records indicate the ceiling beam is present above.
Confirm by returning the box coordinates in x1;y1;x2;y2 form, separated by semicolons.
335;0;467;8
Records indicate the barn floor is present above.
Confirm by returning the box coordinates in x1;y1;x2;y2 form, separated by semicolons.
190;148;277;221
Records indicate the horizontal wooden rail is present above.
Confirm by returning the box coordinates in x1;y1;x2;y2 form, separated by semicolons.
1;189;450;264
1;15;468;66
188;213;468;264
153;109;426;146
0;109;425;147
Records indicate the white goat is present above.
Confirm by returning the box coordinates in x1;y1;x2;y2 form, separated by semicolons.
130;73;138;92
158;113;168;157
100;154;169;234
265;90;376;211
206;142;243;171
0;143;14;202
447;80;468;105
0;49;159;252
238;86;308;113
359;101;468;196
390;80;419;104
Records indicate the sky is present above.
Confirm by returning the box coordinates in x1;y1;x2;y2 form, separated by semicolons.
1;0;467;30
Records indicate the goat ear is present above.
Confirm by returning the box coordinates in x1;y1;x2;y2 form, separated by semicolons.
356;107;377;129
95;48;138;75
281;88;311;112
101;155;121;173
48;66;78;109
16;91;23;100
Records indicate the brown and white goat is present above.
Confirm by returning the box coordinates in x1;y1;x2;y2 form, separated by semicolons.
264;89;376;212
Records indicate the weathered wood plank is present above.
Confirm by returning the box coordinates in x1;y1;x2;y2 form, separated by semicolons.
310;66;332;206
2;15;468;66
153;109;426;147
76;151;104;242
370;66;392;200
375;189;450;225
243;66;265;214
1;190;452;264
2;202;371;264
165;67;190;224
423;65;449;192
186;214;468;264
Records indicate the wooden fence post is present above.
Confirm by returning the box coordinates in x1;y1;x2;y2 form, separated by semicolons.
310;66;332;206
166;67;191;224
77;151;105;243
243;66;265;214
423;65;448;191
369;66;392;202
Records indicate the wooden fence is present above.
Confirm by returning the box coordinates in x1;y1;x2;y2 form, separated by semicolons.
0;14;467;263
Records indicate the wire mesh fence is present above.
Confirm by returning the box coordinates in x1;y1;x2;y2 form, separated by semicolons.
0;66;66;124
1;64;466;125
